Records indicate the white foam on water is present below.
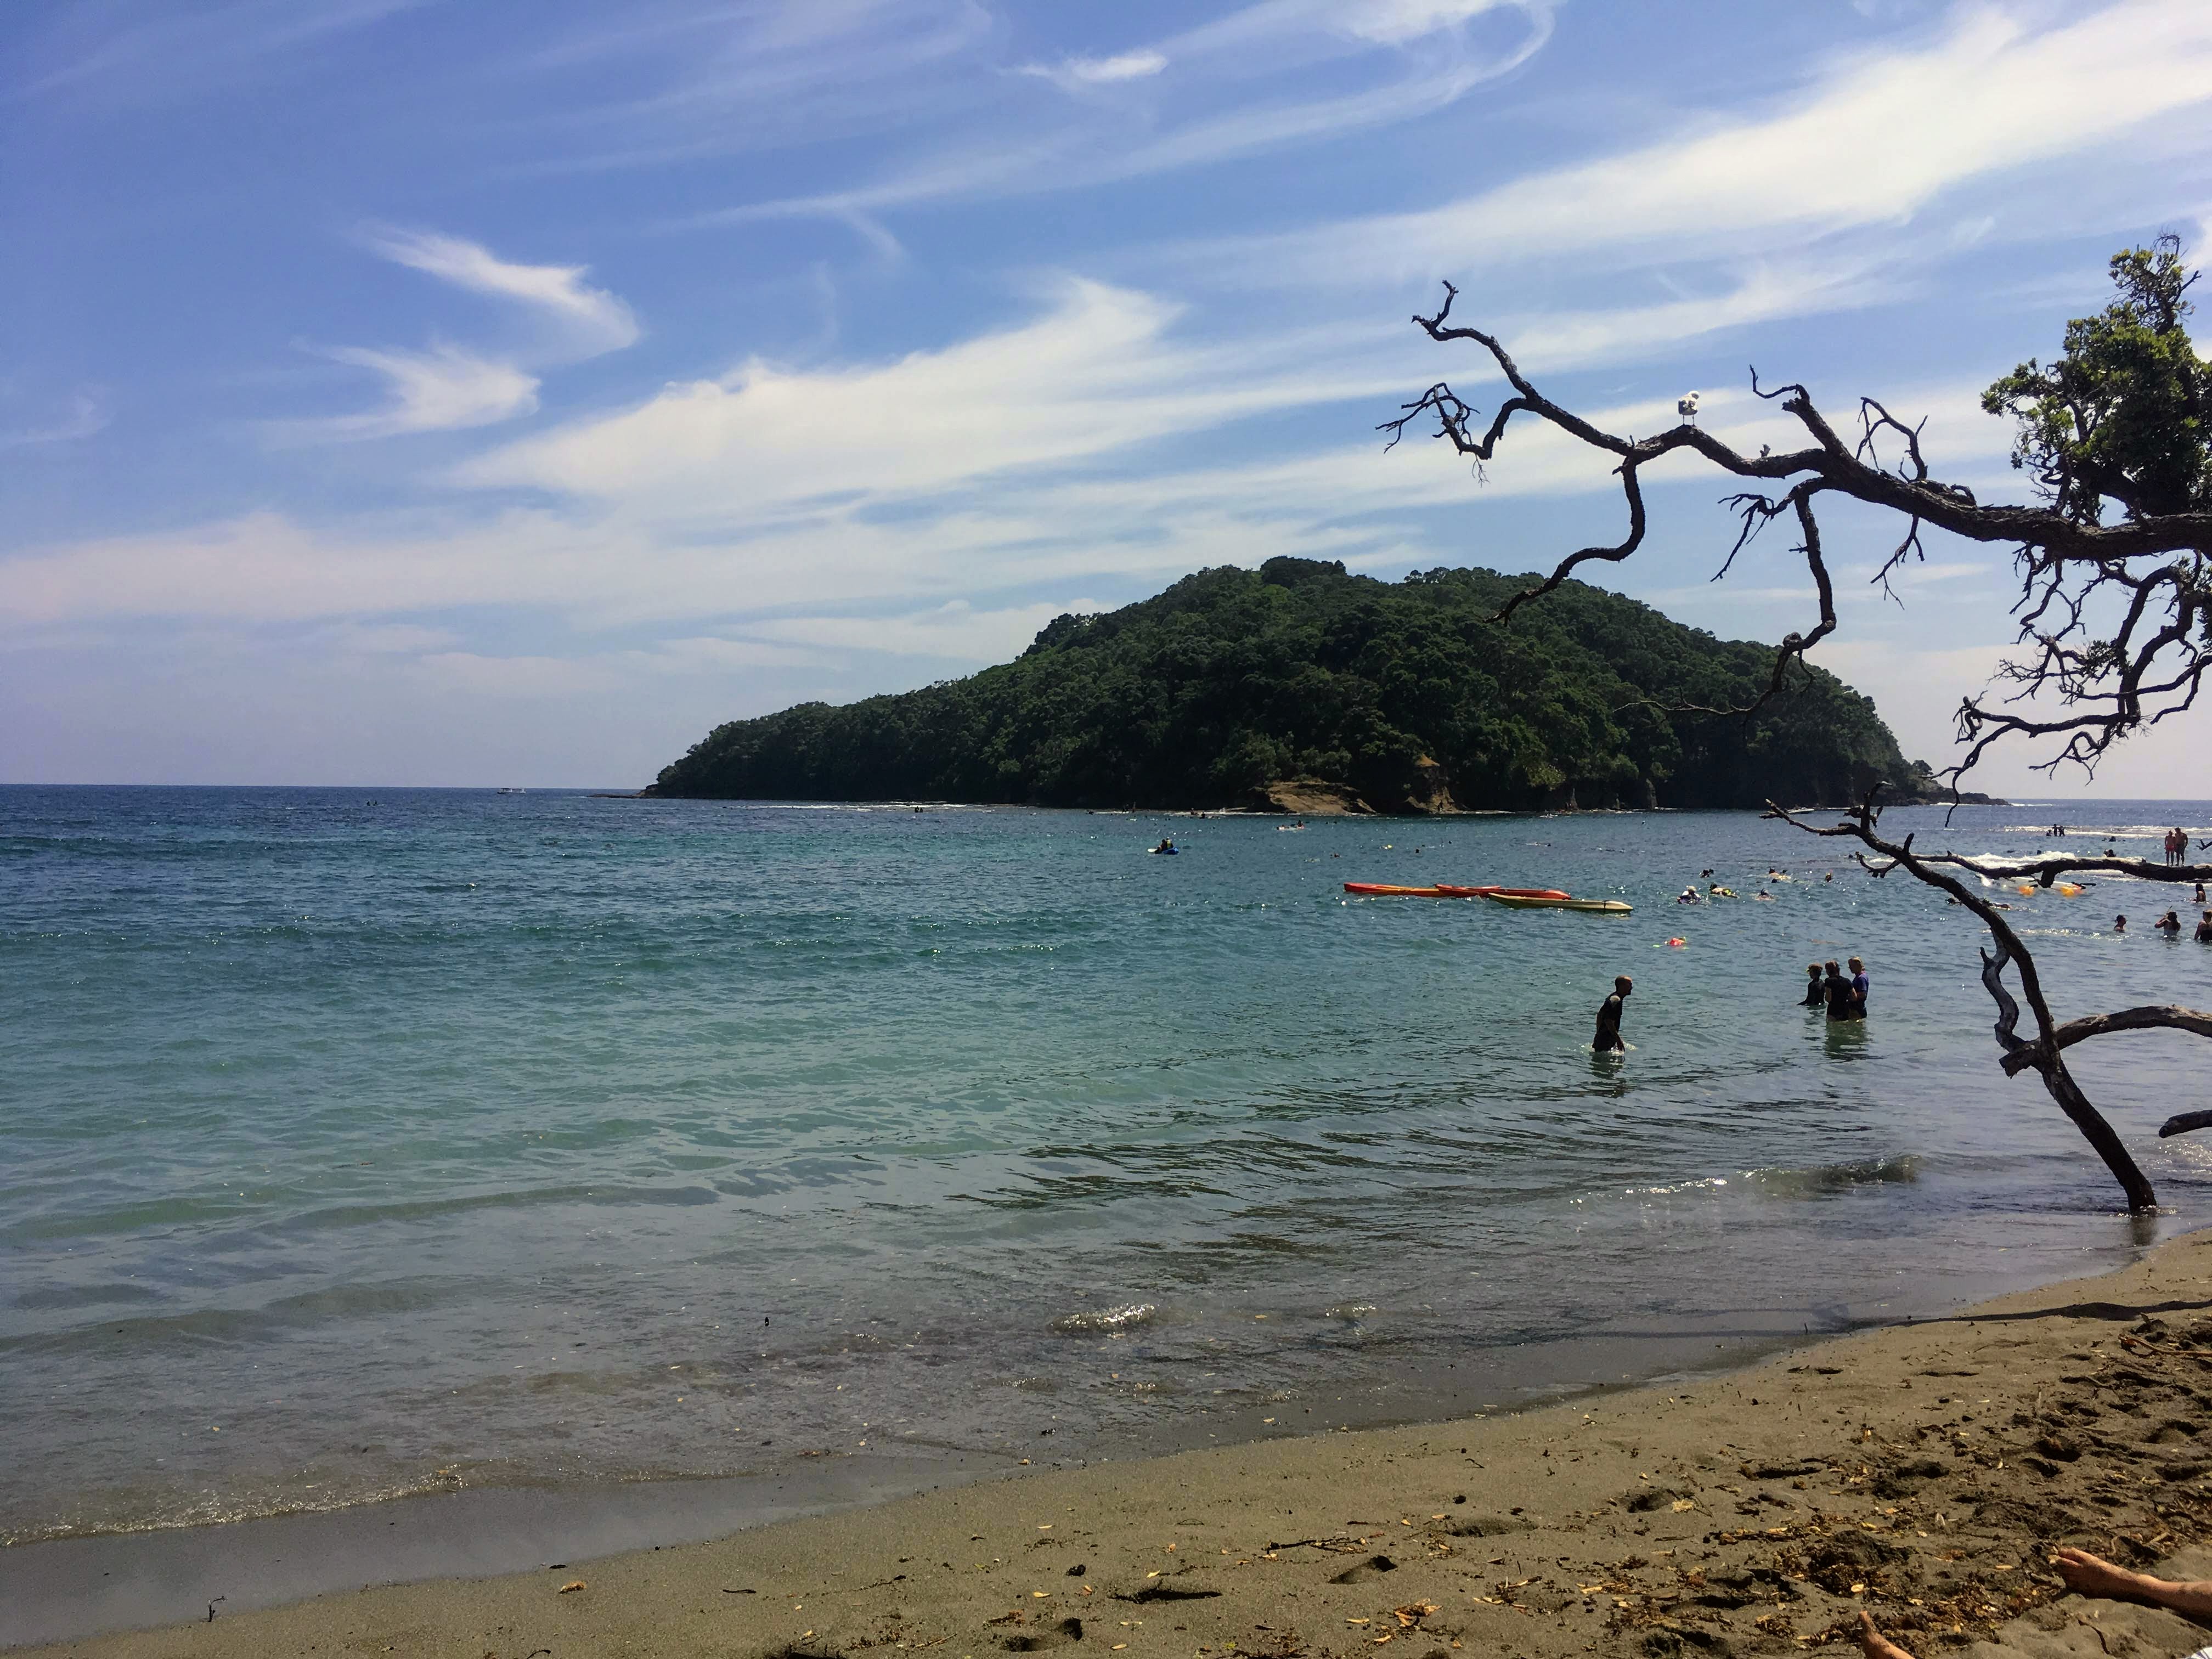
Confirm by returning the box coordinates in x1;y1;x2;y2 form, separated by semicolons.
1048;1302;1157;1335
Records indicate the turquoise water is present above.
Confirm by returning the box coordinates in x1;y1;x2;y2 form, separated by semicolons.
5;787;2211;1546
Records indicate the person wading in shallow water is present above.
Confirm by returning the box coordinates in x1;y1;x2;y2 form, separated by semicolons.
1593;975;1632;1053
1822;961;1864;1022
1800;963;1825;1006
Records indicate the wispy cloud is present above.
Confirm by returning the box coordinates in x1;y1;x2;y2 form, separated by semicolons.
13;262;1946;629
1019;50;1170;90
14;0;427;101
452;277;1400;514
746;599;1108;661
359;225;640;356
281;229;639;442
277;345;540;443
0;392;108;449
1189;0;2212;287
681;0;1554;224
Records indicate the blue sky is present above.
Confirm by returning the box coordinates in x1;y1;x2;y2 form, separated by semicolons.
5;0;2212;794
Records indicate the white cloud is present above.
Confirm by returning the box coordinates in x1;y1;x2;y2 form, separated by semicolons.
360;225;640;356
1024;50;1169;89
1335;0;1538;44
18;0;425;102
0;392;107;449
685;0;1552;222
1198;1;2212;286
1164;0;1546;64
7;273;2005;638
453;278;1397;514
278;228;640;442
748;599;1107;661
278;344;539;442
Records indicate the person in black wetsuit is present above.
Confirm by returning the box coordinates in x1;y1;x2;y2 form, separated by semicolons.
1822;960;1855;1021
1593;975;1632;1053
1801;963;1825;1006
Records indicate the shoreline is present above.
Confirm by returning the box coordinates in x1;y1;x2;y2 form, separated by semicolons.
16;1230;2212;1657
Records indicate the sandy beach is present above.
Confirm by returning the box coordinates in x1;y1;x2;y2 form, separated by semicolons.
18;1231;2212;1658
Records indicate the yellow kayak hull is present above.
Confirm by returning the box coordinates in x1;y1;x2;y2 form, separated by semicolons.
1482;894;1633;914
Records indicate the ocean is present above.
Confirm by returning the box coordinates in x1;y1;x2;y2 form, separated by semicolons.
5;787;2210;1570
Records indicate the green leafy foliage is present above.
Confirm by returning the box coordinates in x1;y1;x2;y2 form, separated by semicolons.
1981;235;2212;525
650;560;1922;810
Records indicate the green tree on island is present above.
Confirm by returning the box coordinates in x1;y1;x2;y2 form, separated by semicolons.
1384;237;2212;1210
650;563;1925;815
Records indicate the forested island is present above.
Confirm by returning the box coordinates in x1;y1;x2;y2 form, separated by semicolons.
648;560;1967;813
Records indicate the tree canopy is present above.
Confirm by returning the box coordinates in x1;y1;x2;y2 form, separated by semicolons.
648;561;1927;812
1982;235;2212;526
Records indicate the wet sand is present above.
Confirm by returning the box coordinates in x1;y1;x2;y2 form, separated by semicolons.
22;1232;2212;1658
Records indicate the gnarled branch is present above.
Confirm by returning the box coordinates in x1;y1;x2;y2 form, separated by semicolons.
1766;794;2159;1211
1388;281;2212;786
2001;1005;2212;1077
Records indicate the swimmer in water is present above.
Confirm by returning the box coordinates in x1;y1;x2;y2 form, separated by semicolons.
1593;975;1632;1053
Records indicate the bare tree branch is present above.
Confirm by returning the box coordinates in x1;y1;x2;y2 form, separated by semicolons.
1765;795;2159;1211
2000;1004;2212;1077
1386;280;2212;788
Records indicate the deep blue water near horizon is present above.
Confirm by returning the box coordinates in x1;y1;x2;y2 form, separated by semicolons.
5;786;2212;1553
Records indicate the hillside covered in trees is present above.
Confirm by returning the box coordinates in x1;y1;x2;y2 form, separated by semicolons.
647;560;1945;812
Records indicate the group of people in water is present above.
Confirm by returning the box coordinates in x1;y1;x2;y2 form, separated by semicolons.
1802;957;1871;1020
1596;952;1871;1049
2117;908;2212;939
1676;866;1832;906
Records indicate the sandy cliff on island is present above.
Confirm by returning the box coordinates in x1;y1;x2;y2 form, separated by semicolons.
36;1232;2212;1658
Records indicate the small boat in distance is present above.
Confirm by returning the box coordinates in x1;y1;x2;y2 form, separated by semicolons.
496;787;526;795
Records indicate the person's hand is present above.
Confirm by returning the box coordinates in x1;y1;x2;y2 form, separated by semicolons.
2051;1547;2146;1601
